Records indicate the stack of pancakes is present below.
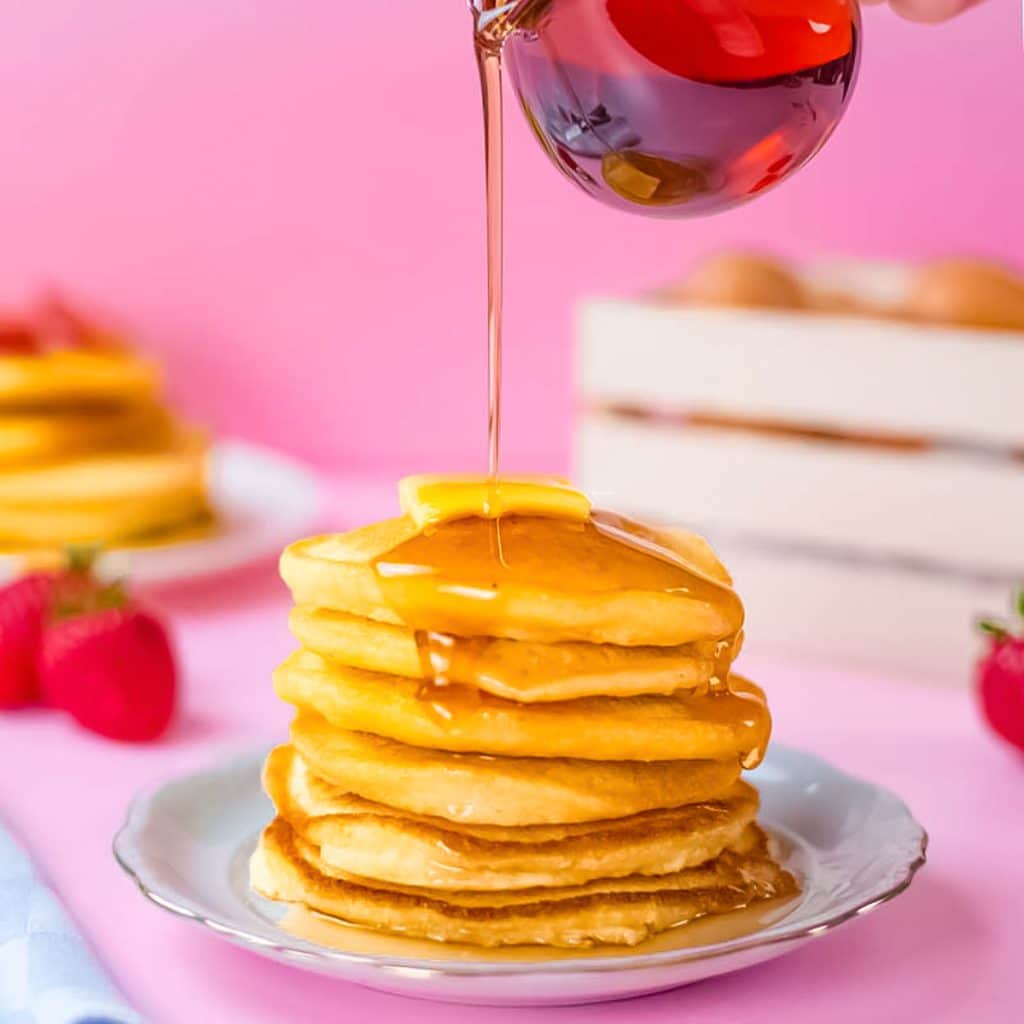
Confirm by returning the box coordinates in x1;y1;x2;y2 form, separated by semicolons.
252;478;797;948
0;303;210;549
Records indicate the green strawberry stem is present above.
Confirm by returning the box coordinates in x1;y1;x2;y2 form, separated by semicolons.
95;579;127;611
50;545;127;622
979;618;1009;641
65;543;102;575
978;587;1024;642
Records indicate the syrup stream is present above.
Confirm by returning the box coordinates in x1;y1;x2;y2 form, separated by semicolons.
476;32;504;478
365;4;767;771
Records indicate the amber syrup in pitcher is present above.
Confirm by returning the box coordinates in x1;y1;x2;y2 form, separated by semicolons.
478;0;859;218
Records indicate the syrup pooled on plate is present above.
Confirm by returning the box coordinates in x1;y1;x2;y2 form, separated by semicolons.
479;0;859;216
277;885;801;963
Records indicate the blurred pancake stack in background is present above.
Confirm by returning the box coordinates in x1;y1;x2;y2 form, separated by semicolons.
0;295;211;552
578;254;1024;683
252;477;797;948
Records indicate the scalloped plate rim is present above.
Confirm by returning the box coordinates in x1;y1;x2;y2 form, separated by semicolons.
113;742;927;986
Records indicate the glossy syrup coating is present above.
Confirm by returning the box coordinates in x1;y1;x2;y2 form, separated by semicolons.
259;478;798;947
368;487;766;770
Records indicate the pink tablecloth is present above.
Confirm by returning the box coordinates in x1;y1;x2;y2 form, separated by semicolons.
0;480;1020;1024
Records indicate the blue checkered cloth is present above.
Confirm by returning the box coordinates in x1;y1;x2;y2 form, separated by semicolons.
0;820;143;1024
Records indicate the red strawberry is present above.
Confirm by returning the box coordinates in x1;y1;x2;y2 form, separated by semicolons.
0;552;109;709
0;319;40;355
0;573;59;707
976;588;1024;754
39;606;177;742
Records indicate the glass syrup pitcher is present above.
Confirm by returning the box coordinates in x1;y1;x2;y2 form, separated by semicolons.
471;0;860;217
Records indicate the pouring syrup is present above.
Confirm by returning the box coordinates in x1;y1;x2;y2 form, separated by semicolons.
471;0;859;469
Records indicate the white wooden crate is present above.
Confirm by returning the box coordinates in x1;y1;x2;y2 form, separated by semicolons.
692;537;999;687
576;288;1023;684
579;299;1024;446
578;416;1024;578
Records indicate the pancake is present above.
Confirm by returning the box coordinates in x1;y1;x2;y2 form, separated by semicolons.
291;713;743;825
289;607;724;702
251;818;798;947
266;745;740;842
280;515;742;646
0;490;210;546
266;745;759;891
0;350;158;408
0;307;215;550
291;819;772;903
0;403;176;465
0;432;206;504
275;649;769;762
0;435;209;545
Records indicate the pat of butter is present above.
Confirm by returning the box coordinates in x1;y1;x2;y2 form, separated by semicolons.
399;475;591;529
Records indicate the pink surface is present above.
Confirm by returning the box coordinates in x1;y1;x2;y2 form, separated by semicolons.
0;479;1021;1023
0;3;1020;473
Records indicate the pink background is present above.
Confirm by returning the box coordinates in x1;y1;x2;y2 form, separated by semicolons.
0;1;1020;473
0;7;1022;1020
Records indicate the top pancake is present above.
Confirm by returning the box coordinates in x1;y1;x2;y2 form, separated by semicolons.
281;514;743;647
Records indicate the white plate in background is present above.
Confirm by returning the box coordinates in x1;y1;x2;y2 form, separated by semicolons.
120;440;322;585
0;440;323;586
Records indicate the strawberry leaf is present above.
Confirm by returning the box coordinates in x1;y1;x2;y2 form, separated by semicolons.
65;544;101;575
979;618;1009;640
1016;587;1024;622
95;579;127;611
50;573;126;622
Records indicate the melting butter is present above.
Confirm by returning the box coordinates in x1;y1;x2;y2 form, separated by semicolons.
399;474;590;529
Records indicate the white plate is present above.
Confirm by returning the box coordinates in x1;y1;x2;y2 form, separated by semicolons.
113;745;926;1006
0;441;323;586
